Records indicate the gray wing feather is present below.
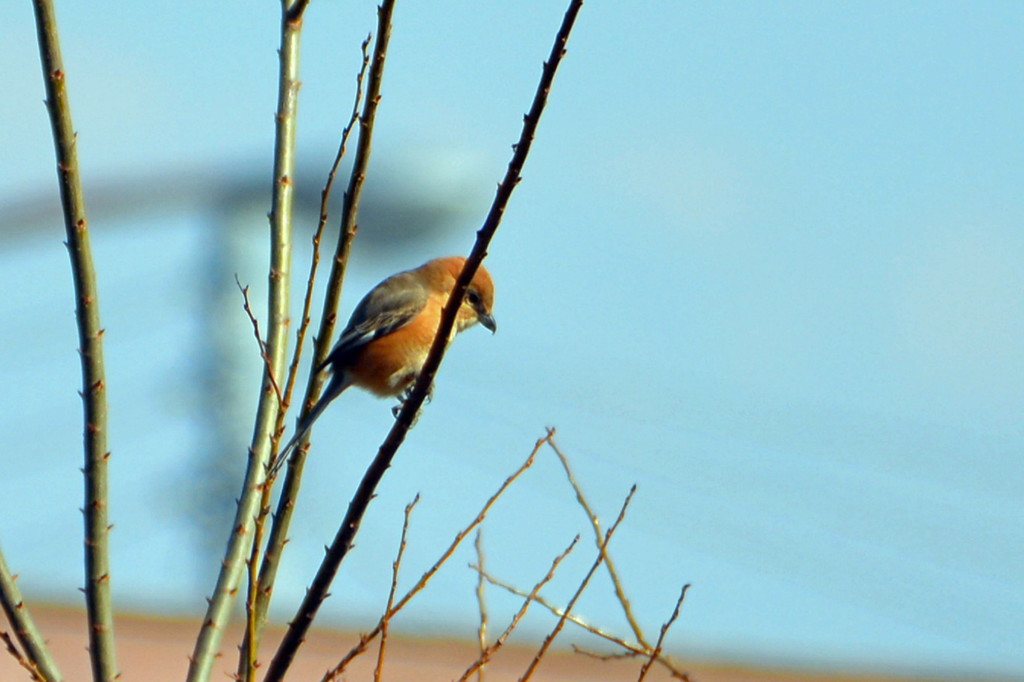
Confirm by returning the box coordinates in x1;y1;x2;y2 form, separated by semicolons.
319;272;427;370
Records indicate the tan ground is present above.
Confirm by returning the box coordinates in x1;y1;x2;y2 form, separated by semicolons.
1;605;953;682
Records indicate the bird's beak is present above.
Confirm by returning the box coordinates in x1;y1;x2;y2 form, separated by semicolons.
478;312;497;334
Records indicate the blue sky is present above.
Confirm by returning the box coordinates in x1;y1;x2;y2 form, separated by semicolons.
2;1;1021;678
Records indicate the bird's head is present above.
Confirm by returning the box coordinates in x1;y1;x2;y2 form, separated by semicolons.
432;256;496;334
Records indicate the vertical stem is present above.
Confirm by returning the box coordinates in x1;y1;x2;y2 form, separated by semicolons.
474;530;488;682
186;1;301;680
30;2;117;681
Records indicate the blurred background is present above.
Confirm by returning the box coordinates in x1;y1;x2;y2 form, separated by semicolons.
1;1;1021;679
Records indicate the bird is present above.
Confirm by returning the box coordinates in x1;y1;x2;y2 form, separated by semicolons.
269;256;496;476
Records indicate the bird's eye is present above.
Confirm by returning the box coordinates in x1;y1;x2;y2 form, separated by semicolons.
466;290;481;306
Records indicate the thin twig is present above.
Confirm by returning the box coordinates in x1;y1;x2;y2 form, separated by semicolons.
1;630;45;682
0;550;60;682
236;277;285;407
548;436;649;648
31;1;117;680
473;530;487;682
572;646;637;662
636;585;689;682
232;276;285;681
478;569;612;638
374;495;418;682
519;484;635;682
479;569;691;680
458;536;579;682
570;645;690;681
186;0;305;677
320;431;552;682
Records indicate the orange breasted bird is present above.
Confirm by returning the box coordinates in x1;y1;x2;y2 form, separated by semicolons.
272;256;495;472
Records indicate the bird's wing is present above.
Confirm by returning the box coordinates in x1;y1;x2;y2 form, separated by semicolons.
319;272;428;371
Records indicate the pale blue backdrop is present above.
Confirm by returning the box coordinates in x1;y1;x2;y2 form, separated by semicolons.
1;2;1021;678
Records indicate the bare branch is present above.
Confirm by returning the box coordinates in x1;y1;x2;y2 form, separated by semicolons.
0;630;45;682
238;36;374;675
548;436;648;647
235;276;285;408
260;4;400;679
519;483;635;681
636;585;690;682
458;535;579;682
31;0;117;679
473;530;488;682
387;0;585;458
265;33;371;480
479;569;691;680
373;495;419;682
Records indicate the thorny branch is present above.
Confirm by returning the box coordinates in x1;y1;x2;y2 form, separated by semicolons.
265;0;583;676
32;0;115;678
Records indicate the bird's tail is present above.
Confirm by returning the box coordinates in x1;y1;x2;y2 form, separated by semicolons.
266;371;350;479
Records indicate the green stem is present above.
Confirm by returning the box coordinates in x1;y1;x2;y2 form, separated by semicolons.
31;2;117;680
185;1;302;680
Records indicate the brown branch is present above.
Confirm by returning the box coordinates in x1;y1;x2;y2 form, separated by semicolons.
458;535;579;682
265;0;583;674
373;495;418;682
473;530;488;682
636;585;689;682
231;274;288;681
31;1;117;679
386;0;585;453
235;277;285;408
571;646;637;662
519;484;635;681
548;436;649;647
0;630;45;682
480;569;691;680
320;431;551;682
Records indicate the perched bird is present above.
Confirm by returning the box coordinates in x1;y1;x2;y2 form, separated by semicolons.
271;256;495;474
